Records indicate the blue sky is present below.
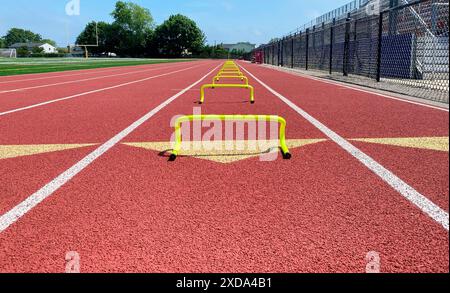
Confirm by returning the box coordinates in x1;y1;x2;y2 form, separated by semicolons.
0;0;352;47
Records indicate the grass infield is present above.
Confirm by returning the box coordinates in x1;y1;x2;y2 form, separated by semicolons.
0;57;196;76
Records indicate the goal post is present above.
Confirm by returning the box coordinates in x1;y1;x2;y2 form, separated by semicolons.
0;49;17;58
74;21;99;59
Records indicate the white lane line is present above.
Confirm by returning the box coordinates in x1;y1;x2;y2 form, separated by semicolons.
0;61;194;84
0;67;127;84
240;64;449;231
0;63;220;233
261;65;449;112
0;62;189;93
0;63;203;117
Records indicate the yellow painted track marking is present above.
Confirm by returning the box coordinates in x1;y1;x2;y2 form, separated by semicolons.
123;139;326;163
0;144;97;160
351;137;449;152
1;137;445;162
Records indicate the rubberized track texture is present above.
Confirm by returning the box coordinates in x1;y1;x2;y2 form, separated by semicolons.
0;60;448;273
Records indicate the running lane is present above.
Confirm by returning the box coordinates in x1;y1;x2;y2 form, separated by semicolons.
0;61;207;113
0;61;195;91
0;61;219;216
0;60;190;82
237;62;449;212
0;63;447;273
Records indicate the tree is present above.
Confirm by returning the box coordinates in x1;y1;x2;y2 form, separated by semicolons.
4;28;42;46
32;46;44;54
110;1;154;56
41;39;57;47
229;48;246;59
76;21;114;55
0;37;6;48
199;44;228;59
58;47;69;54
269;38;281;43
17;46;30;57
154;14;205;57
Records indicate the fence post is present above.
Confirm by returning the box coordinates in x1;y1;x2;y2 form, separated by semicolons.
431;0;437;34
263;47;265;64
279;40;283;66
277;42;280;66
272;44;275;65
291;36;295;68
329;18;336;75
343;13;351;76
321;22;325;70
266;47;269;64
264;47;266;64
305;29;310;70
388;0;399;35
376;11;384;82
274;43;277;66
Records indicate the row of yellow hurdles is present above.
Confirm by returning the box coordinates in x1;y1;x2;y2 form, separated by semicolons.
169;61;292;161
199;60;254;104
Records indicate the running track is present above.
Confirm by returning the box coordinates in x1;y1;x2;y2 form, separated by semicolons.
0;60;448;273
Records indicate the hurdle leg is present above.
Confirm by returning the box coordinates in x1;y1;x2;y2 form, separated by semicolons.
249;85;255;104
169;126;182;161
199;85;206;104
279;121;291;159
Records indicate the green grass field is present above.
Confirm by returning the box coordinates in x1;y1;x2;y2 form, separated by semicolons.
0;57;195;76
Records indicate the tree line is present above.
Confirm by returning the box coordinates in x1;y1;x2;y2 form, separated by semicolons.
0;28;62;57
76;1;246;59
76;1;202;57
0;28;57;51
1;1;249;59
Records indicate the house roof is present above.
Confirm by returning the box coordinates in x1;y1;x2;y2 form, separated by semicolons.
10;42;53;48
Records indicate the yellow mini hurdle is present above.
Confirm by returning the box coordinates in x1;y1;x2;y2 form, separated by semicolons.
220;65;240;70
200;84;254;104
217;71;243;76
221;62;238;68
213;75;248;85
169;115;292;161
222;65;236;69
219;69;242;74
221;68;240;73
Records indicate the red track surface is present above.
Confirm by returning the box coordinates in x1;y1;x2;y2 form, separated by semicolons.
0;60;448;273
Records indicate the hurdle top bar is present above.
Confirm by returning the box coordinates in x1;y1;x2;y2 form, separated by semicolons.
170;115;291;161
200;84;255;104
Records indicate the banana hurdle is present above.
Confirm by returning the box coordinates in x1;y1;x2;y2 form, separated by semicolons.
200;83;254;104
169;115;292;161
213;76;249;85
216;61;244;81
166;61;294;161
202;60;254;104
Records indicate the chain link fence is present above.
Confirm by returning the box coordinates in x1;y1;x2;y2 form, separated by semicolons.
257;0;449;103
